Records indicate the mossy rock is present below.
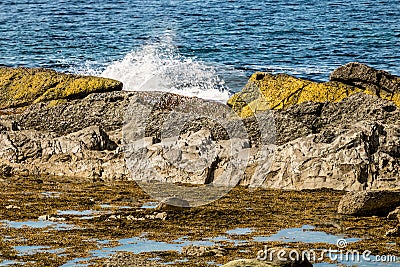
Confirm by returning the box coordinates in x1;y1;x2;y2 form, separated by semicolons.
0;67;123;109
227;72;364;118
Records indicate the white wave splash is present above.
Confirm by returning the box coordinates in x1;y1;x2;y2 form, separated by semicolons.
99;37;232;102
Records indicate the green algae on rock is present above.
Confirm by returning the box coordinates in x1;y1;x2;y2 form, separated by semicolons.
0;67;123;109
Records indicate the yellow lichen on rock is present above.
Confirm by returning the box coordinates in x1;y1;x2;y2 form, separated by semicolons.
0;67;123;109
390;93;400;107
228;72;364;118
329;62;400;107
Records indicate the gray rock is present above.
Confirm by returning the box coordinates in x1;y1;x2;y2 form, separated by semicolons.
182;245;226;257
0;88;399;191
337;190;400;216
0;126;125;180
254;121;400;190
156;197;190;210
330;62;400;97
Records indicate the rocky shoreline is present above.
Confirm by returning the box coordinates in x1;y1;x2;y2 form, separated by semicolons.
0;63;399;266
1;63;400;191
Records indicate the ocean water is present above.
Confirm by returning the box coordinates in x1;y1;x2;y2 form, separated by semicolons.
1;0;399;101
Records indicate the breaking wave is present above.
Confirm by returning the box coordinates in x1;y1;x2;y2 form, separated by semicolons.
98;34;232;102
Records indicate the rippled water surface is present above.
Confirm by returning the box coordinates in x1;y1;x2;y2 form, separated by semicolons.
1;0;399;97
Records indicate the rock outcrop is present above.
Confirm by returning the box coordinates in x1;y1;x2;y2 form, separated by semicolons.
258;121;400;191
0;125;123;180
337;190;400;216
330;62;400;106
0;67;122;109
1;90;400;191
337;190;400;237
227;72;361;117
1;65;400;192
228;62;400;118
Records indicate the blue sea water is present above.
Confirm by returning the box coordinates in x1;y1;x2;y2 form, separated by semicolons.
0;0;399;101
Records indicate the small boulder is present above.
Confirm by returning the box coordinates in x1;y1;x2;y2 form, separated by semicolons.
338;190;400;216
387;207;400;220
154;212;167;220
182;245;226;257
155;197;190;211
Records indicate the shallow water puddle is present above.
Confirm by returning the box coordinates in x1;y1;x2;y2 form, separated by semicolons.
253;225;360;244
0;260;22;266
61;225;363;265
1;220;76;230
13;245;64;256
59;257;92;267
141;202;159;209
57;210;95;216
3;224;392;266
60;235;216;266
91;235;215;257
226;227;253;235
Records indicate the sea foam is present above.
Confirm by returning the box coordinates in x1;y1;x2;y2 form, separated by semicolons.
98;35;232;102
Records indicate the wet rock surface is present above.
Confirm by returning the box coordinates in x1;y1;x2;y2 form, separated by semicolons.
0;176;398;266
1;65;400;266
338;190;400;216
